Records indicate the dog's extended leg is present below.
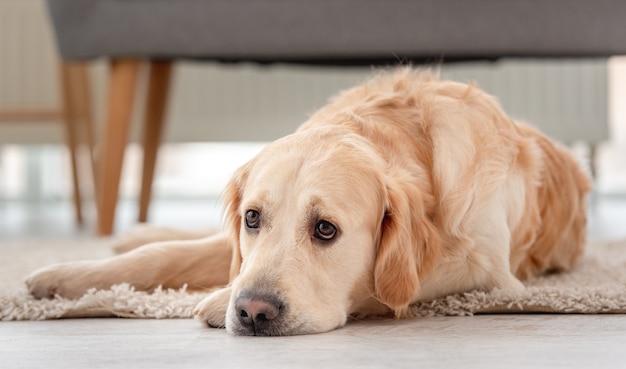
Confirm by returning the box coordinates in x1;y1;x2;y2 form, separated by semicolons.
112;224;219;254
26;233;232;299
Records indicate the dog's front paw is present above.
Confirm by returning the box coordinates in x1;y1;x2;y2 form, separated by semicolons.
25;261;93;299
193;287;232;329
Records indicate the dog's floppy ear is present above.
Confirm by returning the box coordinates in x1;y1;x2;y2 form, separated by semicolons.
375;170;441;316
222;162;251;282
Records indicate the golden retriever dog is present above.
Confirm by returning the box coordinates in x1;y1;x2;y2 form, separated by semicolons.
26;68;590;336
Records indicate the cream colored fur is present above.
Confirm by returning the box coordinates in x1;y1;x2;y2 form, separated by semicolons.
26;69;590;336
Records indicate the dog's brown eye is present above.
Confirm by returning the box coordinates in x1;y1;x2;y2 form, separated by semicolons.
314;220;337;241
245;210;261;229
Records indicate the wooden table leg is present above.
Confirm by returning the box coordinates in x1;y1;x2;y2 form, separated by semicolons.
97;59;141;236
138;61;173;223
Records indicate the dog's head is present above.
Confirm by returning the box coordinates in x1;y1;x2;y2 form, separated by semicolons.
221;127;439;336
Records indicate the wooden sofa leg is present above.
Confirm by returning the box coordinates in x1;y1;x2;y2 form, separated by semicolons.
74;63;98;203
59;62;84;226
97;59;141;236
138;61;173;223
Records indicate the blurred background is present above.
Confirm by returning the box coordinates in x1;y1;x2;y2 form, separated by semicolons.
1;0;625;240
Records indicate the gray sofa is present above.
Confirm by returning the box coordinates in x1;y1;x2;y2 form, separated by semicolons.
46;0;626;235
50;0;626;62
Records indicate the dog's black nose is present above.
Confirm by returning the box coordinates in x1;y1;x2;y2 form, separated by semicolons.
235;293;282;334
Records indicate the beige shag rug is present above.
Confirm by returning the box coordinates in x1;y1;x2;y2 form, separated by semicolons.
1;238;626;321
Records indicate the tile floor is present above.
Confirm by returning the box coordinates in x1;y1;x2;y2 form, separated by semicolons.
3;314;626;368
